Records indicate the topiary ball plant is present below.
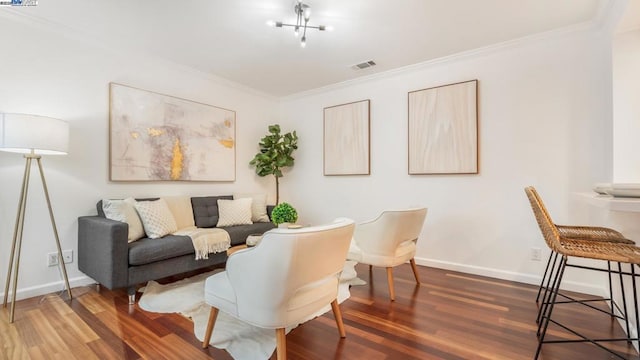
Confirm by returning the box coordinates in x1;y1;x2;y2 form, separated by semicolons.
271;202;298;226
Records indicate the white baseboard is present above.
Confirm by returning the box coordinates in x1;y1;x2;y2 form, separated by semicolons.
0;275;95;301
414;256;607;297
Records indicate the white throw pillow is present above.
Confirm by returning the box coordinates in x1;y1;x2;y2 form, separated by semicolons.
217;198;253;227
233;193;270;223
102;197;145;242
134;198;178;239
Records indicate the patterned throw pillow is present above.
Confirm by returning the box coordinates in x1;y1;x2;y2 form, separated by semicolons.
133;198;178;239
102;197;145;242
216;198;253;227
233;193;270;223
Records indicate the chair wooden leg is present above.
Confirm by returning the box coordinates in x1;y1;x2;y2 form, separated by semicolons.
202;307;219;349
275;328;287;360
386;267;395;301
410;258;420;284
330;299;346;338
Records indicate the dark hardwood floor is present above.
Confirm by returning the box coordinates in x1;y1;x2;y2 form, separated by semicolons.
2;263;639;359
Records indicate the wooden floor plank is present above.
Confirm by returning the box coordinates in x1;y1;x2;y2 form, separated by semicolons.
24;309;73;357
2;264;639;359
0;309;30;360
69;293;141;359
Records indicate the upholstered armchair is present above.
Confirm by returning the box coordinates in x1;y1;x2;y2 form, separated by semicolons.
347;208;427;301
201;218;355;360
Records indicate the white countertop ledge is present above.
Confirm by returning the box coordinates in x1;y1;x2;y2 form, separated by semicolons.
575;192;640;213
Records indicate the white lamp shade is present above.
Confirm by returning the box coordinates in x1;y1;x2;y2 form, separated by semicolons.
0;113;69;155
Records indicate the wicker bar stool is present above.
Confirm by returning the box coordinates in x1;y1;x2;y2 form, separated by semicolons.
527;187;635;323
525;186;640;359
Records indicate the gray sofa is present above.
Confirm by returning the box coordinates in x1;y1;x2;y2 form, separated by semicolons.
78;195;275;303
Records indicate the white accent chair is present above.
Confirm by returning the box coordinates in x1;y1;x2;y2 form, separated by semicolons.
347;208;427;301
201;218;356;360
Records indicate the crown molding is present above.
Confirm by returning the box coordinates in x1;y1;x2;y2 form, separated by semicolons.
281;19;600;102
594;0;629;35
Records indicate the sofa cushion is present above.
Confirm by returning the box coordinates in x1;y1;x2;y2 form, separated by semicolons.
128;235;195;266
163;196;196;229
191;195;233;228
217;198;253;227
102;197;145;242
96;197;159;217
233;193;270;223
134;198;179;239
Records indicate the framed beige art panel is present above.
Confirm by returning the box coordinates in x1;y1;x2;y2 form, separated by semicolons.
109;83;236;181
408;80;478;175
323;99;370;176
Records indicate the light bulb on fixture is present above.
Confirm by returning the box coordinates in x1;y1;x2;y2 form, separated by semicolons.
266;20;276;27
267;1;329;47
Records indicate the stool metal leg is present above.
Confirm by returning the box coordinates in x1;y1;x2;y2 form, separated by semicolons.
537;254;564;336
536;250;554;303
632;265;639;349
537;252;559;325
618;262;631;340
608;261;614;316
535;256;566;358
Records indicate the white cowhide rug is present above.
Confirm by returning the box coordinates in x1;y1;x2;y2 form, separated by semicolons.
138;261;365;360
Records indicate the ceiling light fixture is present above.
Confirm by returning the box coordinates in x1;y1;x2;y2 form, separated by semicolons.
267;0;330;48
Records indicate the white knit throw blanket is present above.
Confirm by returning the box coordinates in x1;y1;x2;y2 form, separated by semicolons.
174;227;231;260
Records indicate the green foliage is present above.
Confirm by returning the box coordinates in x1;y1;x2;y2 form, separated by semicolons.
249;124;298;204
271;202;298;225
249;124;298;178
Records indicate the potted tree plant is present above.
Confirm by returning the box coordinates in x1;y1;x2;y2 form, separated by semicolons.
249;124;298;204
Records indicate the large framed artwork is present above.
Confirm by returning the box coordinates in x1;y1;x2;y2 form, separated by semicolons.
109;83;236;181
323;99;370;176
408;80;478;175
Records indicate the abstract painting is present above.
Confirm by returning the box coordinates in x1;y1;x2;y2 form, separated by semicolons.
408;80;478;174
323;99;370;176
109;83;236;181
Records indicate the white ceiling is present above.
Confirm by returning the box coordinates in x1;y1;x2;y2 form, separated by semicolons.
13;0;608;97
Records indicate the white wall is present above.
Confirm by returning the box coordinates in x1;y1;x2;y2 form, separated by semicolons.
0;8;618;301
278;28;614;293
608;25;640;345
613;28;640;182
0;13;278;300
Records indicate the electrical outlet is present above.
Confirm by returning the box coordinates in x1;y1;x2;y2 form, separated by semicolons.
47;250;73;267
62;249;73;264
531;247;542;261
47;252;59;267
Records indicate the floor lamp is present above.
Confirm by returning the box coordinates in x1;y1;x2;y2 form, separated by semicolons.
0;113;72;323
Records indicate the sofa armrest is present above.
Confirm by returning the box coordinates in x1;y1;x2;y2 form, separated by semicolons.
78;216;130;289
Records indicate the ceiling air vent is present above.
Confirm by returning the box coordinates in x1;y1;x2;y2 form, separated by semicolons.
351;60;376;70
